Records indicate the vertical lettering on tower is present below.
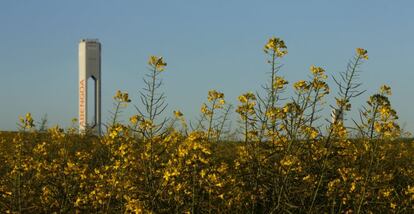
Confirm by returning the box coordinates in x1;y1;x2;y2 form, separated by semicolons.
79;79;86;127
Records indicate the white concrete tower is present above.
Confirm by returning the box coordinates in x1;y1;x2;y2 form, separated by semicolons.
79;39;101;135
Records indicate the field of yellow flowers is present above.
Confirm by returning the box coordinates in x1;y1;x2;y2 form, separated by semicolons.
1;37;414;213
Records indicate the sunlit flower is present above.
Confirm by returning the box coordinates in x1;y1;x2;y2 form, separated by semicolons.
201;103;212;116
264;36;288;57
140;119;154;130
310;65;327;79
293;80;309;91
273;76;289;89
114;90;131;103
356;48;368;60
148;55;167;71
173;110;183;118
19;112;35;129
129;115;140;124
380;84;392;96
207;90;224;101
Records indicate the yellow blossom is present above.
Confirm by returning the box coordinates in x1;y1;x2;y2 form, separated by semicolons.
238;95;248;103
148;55;167;71
19;112;35;129
129;115;140;124
350;182;356;192
207;90;224;101
219;194;224;200
274;76;289;89
310;65;325;76
201;103;212;116
114;90;131;103
173;110;183;118
356;48;368;60
140;119;154;130
264;36;288;57
380;85;392;96
293;80;309;91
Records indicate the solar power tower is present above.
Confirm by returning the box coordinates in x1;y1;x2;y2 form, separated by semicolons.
78;39;101;135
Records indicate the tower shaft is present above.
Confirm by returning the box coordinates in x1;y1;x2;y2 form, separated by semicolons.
79;39;101;135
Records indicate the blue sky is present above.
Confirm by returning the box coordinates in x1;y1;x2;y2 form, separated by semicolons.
1;0;413;133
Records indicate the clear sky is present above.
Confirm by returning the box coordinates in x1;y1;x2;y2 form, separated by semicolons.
1;0;413;133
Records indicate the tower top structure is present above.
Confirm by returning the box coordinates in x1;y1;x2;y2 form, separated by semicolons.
80;38;99;43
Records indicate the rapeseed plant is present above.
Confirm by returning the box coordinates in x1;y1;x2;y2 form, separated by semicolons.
0;37;413;213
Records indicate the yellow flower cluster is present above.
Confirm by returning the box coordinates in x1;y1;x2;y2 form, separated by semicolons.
173;110;183;118
148;55;167;71
129;114;141;124
238;92;255;104
108;124;127;139
293;80;310;92
236;92;256;121
18;112;35;129
201;103;212;116
380;84;392;96
114;90;131;103
356;48;369;60
264;36;288;57
266;106;285;120
201;90;226;122
139;119;154;130
273;76;289;90
208;90;225;103
310;65;326;77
